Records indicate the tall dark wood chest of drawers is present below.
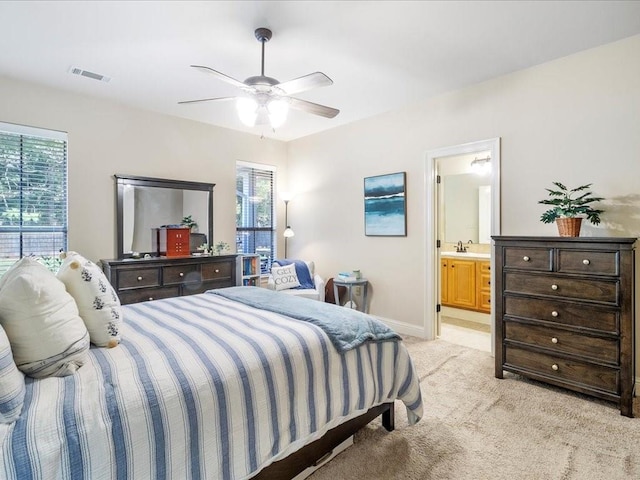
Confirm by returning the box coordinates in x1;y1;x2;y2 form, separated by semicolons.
493;236;636;417
101;255;237;305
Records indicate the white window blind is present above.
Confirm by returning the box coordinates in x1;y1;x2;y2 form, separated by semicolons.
236;162;275;274
0;123;68;276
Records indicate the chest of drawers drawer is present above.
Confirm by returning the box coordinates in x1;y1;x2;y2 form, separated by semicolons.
118;285;180;304
503;247;552;271
504;272;618;304
504;345;619;394
163;264;200;285
117;267;161;289
202;261;233;281
556;249;618;276
504;296;618;333
504;321;618;364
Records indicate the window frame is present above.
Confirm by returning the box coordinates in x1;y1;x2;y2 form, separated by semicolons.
236;161;276;275
0;122;68;275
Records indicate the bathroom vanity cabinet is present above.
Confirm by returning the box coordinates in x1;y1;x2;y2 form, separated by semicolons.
441;255;491;313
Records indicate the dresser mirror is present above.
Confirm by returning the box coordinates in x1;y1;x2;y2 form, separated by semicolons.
115;174;215;259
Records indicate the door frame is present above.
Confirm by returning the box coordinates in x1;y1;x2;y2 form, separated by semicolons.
423;138;501;349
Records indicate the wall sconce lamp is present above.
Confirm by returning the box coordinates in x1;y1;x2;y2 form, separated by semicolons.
470;156;491;175
283;197;295;258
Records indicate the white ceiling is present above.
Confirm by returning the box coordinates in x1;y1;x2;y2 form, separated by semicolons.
2;1;640;142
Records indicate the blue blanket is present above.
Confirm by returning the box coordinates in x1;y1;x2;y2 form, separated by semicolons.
209;287;401;352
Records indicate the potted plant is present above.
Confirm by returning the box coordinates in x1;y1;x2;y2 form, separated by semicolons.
214;241;230;255
538;182;604;237
181;215;198;232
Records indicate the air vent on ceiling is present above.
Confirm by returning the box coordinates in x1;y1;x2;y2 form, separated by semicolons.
68;66;111;83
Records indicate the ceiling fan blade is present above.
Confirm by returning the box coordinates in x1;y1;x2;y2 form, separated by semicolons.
190;65;247;89
289;97;340;118
178;96;236;105
275;72;333;96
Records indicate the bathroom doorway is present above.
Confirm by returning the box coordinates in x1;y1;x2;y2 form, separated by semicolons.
424;138;500;353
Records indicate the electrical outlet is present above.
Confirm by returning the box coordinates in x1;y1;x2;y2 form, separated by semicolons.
354;286;361;296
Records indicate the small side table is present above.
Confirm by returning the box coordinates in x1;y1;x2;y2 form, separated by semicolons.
333;278;369;313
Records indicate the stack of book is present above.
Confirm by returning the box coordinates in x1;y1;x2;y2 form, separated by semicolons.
337;272;358;282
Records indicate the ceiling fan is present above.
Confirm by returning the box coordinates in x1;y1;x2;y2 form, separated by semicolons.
179;27;340;129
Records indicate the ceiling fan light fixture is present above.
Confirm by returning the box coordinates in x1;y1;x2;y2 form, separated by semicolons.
236;97;258;126
267;99;289;129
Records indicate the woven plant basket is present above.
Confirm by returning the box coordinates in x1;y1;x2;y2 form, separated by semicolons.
556;217;582;237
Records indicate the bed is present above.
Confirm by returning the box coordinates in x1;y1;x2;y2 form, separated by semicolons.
0;286;423;480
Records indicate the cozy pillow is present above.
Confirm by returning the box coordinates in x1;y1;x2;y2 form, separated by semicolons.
0;324;25;423
271;263;301;291
273;259;315;289
0;257;89;378
57;252;122;348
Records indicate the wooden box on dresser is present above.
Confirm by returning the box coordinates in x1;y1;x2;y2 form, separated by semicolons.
101;255;237;305
493;236;636;417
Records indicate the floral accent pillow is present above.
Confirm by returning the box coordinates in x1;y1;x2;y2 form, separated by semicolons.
57;252;122;348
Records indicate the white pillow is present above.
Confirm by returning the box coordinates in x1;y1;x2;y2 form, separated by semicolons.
0;324;25;423
271;263;301;291
57;252;122;348
0;257;89;378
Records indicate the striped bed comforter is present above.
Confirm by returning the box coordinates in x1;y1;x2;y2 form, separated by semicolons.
0;291;423;480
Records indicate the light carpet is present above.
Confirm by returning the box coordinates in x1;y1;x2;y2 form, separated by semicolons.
310;337;640;480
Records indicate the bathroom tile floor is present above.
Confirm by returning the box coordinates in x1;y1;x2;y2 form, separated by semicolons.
440;316;491;353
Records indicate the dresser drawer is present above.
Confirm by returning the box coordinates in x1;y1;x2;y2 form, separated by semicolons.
504;346;619;394
201;261;233;281
505;321;618;364
504;272;618;304
503;247;552;271
556;249;618;276
163;264;200;285
117;267;161;290
504;296;619;333
118;286;180;305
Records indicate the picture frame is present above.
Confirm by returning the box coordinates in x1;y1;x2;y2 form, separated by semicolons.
364;172;407;236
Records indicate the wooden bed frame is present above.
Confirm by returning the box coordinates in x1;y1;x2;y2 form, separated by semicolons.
252;402;395;479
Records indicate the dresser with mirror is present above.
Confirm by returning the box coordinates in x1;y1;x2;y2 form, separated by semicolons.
101;174;237;305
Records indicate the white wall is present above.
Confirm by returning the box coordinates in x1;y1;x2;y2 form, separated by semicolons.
287;34;640;331
0;76;288;262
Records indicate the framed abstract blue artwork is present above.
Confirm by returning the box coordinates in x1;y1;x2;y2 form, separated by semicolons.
364;172;407;236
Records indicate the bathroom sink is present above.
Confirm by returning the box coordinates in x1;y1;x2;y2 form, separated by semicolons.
441;251;490;259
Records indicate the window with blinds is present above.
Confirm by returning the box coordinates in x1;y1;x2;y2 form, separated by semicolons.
236;162;275;274
0;123;68;276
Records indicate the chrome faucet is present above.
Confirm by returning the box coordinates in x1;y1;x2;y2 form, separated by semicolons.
456;241;467;253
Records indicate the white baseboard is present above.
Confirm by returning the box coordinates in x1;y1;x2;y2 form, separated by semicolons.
374;315;428;338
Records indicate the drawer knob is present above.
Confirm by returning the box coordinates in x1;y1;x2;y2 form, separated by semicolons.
148;297;153;301
137;276;143;281
551;284;558;290
583;259;590;265
179;272;184;277
551;337;558;344
551;364;559;371
523;256;530;262
551;311;559;317
215;269;220;273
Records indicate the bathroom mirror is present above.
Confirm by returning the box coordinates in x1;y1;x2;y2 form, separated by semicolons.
115;174;215;258
442;173;491;244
